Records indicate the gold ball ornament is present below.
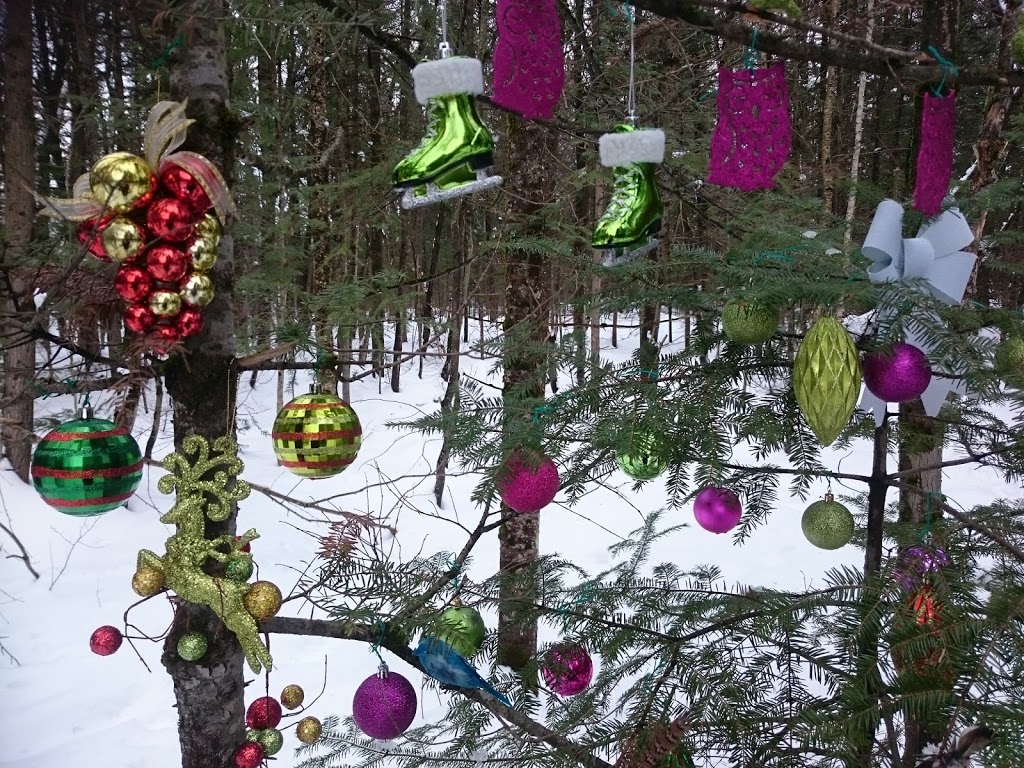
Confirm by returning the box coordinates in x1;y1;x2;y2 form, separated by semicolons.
280;684;305;710
90;152;155;212
100;216;147;263
188;237;219;272
194;212;222;244
243;580;283;620
132;565;166;597
179;273;215;307
793;316;862;447
296;716;323;745
149;290;182;318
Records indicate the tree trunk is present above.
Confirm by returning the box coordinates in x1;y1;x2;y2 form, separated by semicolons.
498;116;557;673
844;0;875;242
162;5;246;765
1;0;37;483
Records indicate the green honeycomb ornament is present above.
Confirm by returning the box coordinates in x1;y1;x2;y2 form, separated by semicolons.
793;316;861;447
801;493;855;550
722;300;778;345
615;429;669;480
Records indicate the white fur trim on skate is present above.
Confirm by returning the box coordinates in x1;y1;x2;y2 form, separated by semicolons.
599;129;666;167
413;57;484;104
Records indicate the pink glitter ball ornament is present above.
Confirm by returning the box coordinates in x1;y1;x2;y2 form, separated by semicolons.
862;342;932;404
352;665;417;740
498;452;560;514
693;487;743;534
707;62;792;191
541;643;594;697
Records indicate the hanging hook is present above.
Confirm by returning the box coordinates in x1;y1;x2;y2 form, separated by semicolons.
438;0;453;58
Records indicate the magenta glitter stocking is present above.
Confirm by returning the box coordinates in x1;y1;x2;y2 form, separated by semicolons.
491;0;565;120
912;90;956;217
707;62;792;191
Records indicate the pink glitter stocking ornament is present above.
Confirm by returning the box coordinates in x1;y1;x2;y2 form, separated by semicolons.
707;62;792;191
491;0;565;119
912;90;956;217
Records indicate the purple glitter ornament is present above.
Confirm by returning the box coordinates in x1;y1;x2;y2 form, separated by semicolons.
894;544;951;591
862;342;932;404
541;643;594;697
352;665;417;740
693;487;742;534
499;452;560;514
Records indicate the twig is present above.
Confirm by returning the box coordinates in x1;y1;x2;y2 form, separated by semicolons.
49;518;99;590
0;512;39;580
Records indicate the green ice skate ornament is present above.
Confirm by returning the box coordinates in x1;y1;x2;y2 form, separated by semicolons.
136;435;272;673
593;123;665;267
746;0;802;17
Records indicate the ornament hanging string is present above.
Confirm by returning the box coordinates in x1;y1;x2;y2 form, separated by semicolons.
150;34;184;101
920;491;943;543
369;620;387;666
753;243;806;266
743;28;761;71
927;45;958;97
25;376;81;400
445;554;462;593
608;1;637;121
438;0;452;57
556;581;597;616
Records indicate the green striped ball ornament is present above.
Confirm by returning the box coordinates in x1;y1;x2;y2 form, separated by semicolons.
272;393;362;479
31;417;143;516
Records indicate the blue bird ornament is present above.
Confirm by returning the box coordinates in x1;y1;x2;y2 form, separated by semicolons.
412;637;511;707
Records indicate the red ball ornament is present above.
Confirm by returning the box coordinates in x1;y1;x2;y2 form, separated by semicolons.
246;696;283;729
146;245;190;283
89;625;123;656
176;307;204;339
233;742;265;768
123;304;156;335
912;588;941;626
146;197;196;243
150;324;182;352
77;218;111;260
114;266;153;304
159;164;212;214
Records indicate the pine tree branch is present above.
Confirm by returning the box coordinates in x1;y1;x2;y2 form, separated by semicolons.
630;0;1024;87
886;447;1017;478
722;463;871;483
261;616;613;768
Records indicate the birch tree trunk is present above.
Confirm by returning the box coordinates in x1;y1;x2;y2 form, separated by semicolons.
844;0;875;242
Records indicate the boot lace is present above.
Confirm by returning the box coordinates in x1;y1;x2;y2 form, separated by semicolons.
604;164;641;217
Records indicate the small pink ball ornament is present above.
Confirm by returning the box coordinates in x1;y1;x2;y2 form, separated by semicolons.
352;664;417;740
862;342;932;403
693;487;742;534
541;643;594;696
498;451;560;514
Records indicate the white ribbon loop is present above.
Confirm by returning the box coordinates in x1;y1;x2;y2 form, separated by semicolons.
858;199;977;424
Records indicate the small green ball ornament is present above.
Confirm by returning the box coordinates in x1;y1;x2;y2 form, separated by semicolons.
426;604;487;658
722;300;779;345
245;728;260;743
995;336;1024;374
272;393;362;479
615;429;669;480
225;557;254;582
31;408;143;516
793;316;862;447
256;728;284;756
801;493;855;550
176;631;209;661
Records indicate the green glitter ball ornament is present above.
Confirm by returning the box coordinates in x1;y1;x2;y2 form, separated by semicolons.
995;336;1024;374
425;604;487;658
722;300;779;345
793;317;861;447
272;393;362;479
801;493;855;550
245;728;260;743
256;728;284;756
225;557;254;582
615;429;669;481
176;631;209;661
31;408;143;516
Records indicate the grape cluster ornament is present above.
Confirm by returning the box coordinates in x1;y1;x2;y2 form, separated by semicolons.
38;101;235;353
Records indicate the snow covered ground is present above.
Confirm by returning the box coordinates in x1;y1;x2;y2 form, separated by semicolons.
1;317;1018;768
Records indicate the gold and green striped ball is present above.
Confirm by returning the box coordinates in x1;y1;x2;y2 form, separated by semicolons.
272;394;362;479
31;417;143;516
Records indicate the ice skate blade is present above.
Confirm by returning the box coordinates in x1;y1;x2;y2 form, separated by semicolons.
399;171;504;210
600;237;659;268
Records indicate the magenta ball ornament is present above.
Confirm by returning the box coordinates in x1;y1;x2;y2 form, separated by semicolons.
862;342;932;403
693;486;743;534
541;643;594;697
352;665;417;740
498;452;560;514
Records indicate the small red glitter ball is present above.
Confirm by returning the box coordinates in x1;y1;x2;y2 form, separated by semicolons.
176;307;204;339
89;625;123;656
150;323;182;349
146;244;190;283
123;304;157;335
114;266;153;304
236;535;251;553
146;197;196;243
160;164;212;214
233;742;265;768
246;696;283;729
76;218;111;260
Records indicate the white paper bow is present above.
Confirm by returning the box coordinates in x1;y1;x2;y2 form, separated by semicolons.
858;199;977;425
